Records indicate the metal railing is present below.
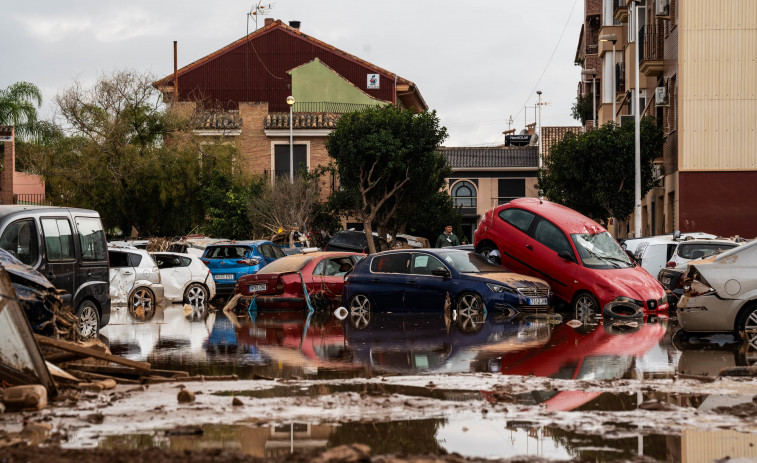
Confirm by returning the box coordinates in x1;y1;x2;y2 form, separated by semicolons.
453;197;476;208
13;194;49;205
280;102;381;114
640;24;665;61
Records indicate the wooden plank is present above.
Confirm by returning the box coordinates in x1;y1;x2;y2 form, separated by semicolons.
67;364;189;379
76;370;140;385
34;335;151;371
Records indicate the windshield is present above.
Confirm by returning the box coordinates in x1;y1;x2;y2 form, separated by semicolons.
435;250;508;273
571;232;634;269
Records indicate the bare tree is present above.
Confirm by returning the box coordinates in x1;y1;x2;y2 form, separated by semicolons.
249;175;321;248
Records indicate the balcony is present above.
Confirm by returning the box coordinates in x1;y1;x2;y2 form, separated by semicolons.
265;102;381;129
613;0;628;22
639;24;665;77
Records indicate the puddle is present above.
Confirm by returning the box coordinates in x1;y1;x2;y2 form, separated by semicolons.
94;419;757;461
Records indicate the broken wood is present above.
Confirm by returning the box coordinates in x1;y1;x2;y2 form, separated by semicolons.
66;364;189;379
145;374;239;384
34;335;151;371
75;370;140;385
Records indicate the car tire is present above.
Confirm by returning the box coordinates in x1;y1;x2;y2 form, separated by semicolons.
348;294;371;329
671;328;693;350
76;300;100;339
602;301;644;320
184;283;208;307
737;302;757;346
456;292;485;332
572;291;599;318
129;286;156;321
477;244;501;265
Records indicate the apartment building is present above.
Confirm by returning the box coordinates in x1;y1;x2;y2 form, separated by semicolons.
578;0;757;238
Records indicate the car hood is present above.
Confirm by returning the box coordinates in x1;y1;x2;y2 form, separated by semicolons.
596;267;664;301
0;249;54;290
466;272;549;289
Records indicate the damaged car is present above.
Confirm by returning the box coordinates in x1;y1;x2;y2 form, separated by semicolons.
108;247;164;315
343;249;552;315
677;240;757;344
151;252;216;305
201;241;286;296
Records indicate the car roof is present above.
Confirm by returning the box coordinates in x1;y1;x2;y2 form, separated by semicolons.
206;240;269;248
500;198;606;235
152;251;198;259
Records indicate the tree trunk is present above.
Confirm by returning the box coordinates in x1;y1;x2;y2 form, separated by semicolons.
363;221;376;254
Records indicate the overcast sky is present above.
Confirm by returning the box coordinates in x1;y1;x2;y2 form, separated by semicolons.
2;0;584;147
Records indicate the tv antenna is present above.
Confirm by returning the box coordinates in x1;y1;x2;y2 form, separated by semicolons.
248;1;274;31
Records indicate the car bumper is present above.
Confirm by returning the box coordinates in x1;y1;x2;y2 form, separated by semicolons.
677;294;740;333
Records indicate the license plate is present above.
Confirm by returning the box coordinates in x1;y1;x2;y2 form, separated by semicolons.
529;297;549;306
662;277;671;285
215;274;234;280
248;284;266;292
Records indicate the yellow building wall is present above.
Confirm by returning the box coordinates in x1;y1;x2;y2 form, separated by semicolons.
679;0;757;171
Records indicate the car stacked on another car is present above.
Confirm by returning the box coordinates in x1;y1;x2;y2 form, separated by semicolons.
473;198;668;315
342;248;552;317
676;240;757;344
201;241;286;296
324;230;390;253
151;252;216;306
237;251;364;310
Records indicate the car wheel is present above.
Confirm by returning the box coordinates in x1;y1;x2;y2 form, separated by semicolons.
129;287;156;321
477;244;501;265
349;294;371;329
572;291;599;319
76;300;100;339
671;328;693;350
184;283;208;307
456;292;485;332
737;302;757;346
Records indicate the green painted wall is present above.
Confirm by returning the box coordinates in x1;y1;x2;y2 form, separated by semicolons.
290;58;388;107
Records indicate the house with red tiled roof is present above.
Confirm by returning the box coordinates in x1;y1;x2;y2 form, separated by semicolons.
154;18;427;183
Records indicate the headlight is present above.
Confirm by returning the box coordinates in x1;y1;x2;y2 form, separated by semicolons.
487;283;516;294
614;296;644;307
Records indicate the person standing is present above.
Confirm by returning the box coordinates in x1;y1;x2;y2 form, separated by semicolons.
436;225;461;248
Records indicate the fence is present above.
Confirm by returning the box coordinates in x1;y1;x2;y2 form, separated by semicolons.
13;194;49;205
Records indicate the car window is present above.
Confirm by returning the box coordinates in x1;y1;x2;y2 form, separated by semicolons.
128;252;143;267
677;242;738;259
370;253;410;274
181;257;192;266
498;209;536;233
206;246;248;259
532;218;573;256
322;257;355;276
271;244;285;258
108;251;129;268
76;217;107;262
0;219;40;266
259;244;276;259
153;254;184;269
41;218;76;261
436;250;506;273
411;254;445;275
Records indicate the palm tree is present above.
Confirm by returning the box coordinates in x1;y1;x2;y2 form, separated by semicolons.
0;81;43;140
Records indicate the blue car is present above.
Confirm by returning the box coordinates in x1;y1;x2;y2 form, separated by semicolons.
342;249;552;315
201;241;286;296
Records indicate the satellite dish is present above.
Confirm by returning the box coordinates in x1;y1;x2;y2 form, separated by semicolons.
519;129;529;135
529;134;539;145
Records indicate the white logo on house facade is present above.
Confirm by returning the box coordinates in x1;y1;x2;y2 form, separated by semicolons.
367;74;379;89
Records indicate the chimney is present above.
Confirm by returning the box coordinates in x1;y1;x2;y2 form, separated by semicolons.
264;18;274;26
289;20;301;29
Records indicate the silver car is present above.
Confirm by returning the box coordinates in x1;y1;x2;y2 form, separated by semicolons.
677;240;757;344
108;246;165;315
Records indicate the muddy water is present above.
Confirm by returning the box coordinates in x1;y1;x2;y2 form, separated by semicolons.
96;303;757;461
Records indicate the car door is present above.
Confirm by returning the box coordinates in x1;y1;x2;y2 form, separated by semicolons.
495;208;537;274
404;253;449;311
313;255;357;300
367;252;411;310
153;253;192;301
522;217;578;302
39;217;77;299
108;250;136;302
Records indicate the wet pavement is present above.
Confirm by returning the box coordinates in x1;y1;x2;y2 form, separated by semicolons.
62;302;757;461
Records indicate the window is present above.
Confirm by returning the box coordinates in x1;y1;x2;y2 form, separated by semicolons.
533;219;573;256
497;179;526;204
272;245;285;259
108;251;129;268
259;244;276;259
75;217;107;262
0;219;40;266
128;253;143;267
370;253;410;274
41;218;75;261
451;181;476;208
411;254;445;275
273;144;307;180
498;209;535;233
316;257;354;276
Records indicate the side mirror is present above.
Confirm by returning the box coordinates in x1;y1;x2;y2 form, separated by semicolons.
431;268;451;278
557;251;574;261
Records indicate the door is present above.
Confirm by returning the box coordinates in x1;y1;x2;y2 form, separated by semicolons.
312;256;355;300
522;217;578;302
405;253;449;311
39;217;77;298
367;252;411;311
153;253;192;301
495;208;537;274
108;250;136;302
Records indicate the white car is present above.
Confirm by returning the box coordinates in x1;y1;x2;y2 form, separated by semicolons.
677;240;757;344
151;252;216;305
108;247;165;314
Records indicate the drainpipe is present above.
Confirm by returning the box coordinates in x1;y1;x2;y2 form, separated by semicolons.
173;41;178;103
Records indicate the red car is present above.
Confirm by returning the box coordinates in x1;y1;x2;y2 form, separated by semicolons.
473;198;668;314
236;252;364;310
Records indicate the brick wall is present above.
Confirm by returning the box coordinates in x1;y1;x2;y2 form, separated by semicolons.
238;102;272;174
0;127;15;205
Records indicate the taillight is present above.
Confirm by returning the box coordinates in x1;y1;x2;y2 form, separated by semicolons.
236;260;249;265
666;261;676;268
201;259;209;265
